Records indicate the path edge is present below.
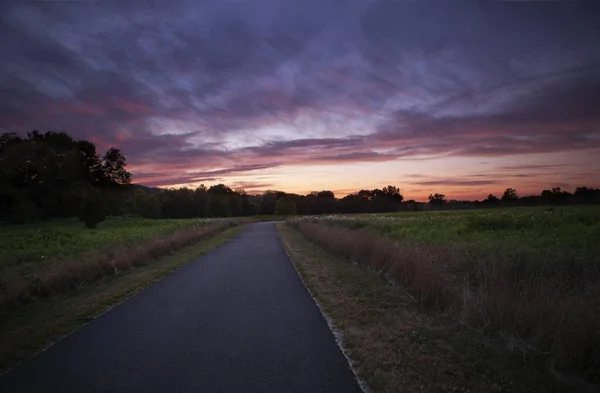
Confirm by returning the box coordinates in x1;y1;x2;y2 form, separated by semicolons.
276;223;372;393
0;229;244;379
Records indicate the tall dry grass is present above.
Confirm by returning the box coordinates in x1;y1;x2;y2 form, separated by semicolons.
0;220;238;311
289;219;600;381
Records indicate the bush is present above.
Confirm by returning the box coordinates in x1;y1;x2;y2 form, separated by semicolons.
79;191;106;228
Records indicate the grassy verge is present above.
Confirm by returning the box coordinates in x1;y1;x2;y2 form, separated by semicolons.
1;220;239;310
288;209;600;383
277;223;582;393
0;224;245;373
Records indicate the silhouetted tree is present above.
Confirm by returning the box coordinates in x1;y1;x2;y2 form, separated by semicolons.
340;193;367;213
574;186;600;204
372;185;403;212
235;189;255;216
483;194;500;205
158;187;197;218
501;188;519;201
259;190;285;215
287;193;308;214
428;193;446;208
79;190;106;228
307;190;337;214
101;148;131;186
207;184;235;195
207;194;231;217
275;196;297;215
0;131;133;222
403;199;420;212
193;185;209;217
133;192;161;218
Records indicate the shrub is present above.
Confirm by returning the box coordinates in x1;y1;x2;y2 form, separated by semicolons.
79;191;107;229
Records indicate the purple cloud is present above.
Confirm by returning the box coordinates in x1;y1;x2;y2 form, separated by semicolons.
0;0;599;192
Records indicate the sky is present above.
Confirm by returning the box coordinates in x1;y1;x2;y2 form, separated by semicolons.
1;0;599;201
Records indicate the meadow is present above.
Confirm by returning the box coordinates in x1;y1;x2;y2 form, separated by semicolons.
287;206;600;381
0;217;219;276
0;217;238;310
331;206;600;279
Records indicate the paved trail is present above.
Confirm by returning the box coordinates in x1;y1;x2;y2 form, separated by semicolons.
0;222;363;393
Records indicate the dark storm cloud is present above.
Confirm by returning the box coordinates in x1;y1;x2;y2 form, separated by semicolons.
1;0;599;185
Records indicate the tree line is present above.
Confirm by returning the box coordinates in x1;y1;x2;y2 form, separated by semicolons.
1;131;598;225
418;186;600;211
0;131;131;225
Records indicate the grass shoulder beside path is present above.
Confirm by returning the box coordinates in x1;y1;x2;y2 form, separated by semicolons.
276;223;574;393
0;224;246;374
287;210;600;382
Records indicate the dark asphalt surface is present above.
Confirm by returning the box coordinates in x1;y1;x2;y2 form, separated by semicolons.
0;222;363;393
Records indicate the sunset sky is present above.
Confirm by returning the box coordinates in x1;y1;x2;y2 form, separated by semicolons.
1;1;599;201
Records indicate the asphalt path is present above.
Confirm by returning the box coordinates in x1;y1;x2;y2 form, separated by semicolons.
0;222;363;393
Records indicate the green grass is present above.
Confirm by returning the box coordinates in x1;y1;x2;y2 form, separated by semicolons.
0;224;246;373
0;217;213;276
334;206;600;280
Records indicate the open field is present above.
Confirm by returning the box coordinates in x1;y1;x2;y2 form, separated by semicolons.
0;217;222;276
320;206;600;280
287;206;600;385
0;217;241;310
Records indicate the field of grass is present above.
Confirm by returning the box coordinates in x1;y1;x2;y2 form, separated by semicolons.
288;206;600;384
0;217;239;310
350;206;600;279
0;217;218;276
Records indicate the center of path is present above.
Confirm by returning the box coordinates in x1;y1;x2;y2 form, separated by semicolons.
0;222;364;393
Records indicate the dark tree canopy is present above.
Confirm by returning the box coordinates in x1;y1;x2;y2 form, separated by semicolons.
484;194;499;203
101;148;131;186
0;131;132;224
501;188;519;201
79;190;107;229
275;196;297;215
428;193;446;206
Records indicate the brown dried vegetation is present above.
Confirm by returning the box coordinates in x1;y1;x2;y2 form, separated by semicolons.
0;220;238;310
288;219;600;384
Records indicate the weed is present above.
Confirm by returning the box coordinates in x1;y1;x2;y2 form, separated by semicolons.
287;206;600;383
0;219;238;310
